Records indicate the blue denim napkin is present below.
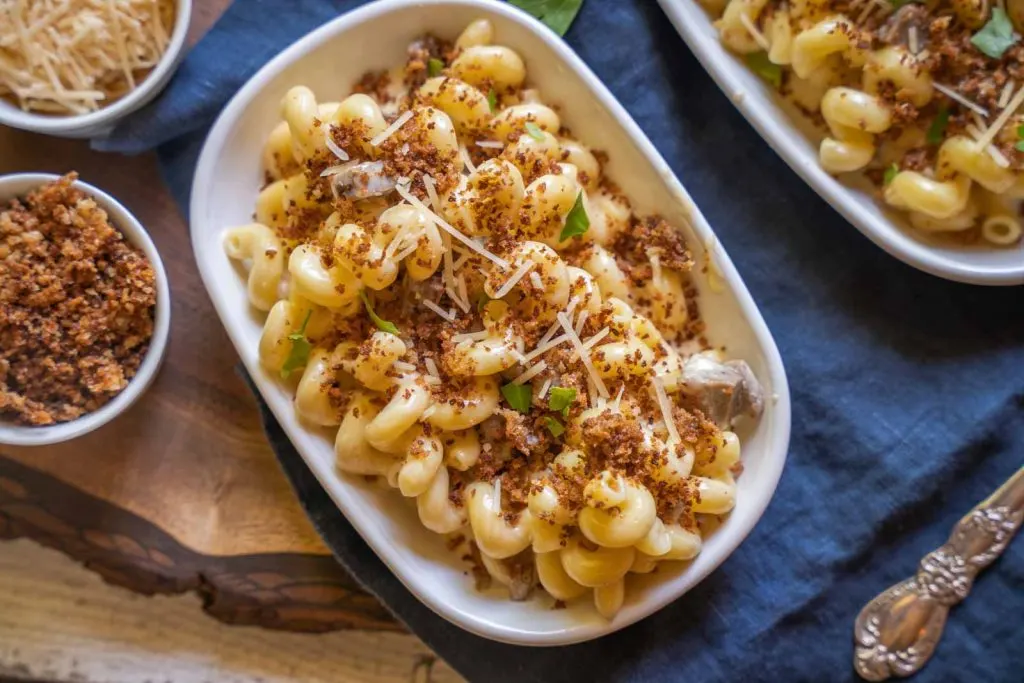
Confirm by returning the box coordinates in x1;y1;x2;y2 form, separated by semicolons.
99;1;1024;680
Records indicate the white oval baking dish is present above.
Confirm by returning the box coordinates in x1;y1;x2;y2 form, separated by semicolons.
190;0;791;645
657;0;1024;286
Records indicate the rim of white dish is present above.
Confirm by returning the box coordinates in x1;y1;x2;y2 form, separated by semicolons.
0;173;172;447
190;0;791;646
0;0;193;135
656;0;1024;287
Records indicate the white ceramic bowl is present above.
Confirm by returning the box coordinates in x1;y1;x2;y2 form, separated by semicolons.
190;0;791;645
0;173;171;446
657;0;1024;286
0;0;192;139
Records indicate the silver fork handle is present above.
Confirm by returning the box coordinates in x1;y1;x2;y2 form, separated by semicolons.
854;466;1024;681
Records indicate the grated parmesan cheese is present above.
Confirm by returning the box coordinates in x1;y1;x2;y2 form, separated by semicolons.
975;85;1024;151
0;0;176;115
558;313;609;398
537;377;553;399
492;260;535;299
1000;81;1016;109
395;183;510;269
932;82;990;118
574;310;589;336
424;358;440;377
737;13;770;51
452;330;489;343
512;360;547;385
529;271;544;291
460;143;477;174
423;299;456;322
325;135;350;162
370;110;414;147
908;26;919;55
422;174;441;214
475;140;505;149
651;376;680;444
987;144;1011;168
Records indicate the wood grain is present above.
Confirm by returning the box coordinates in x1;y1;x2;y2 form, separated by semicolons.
0;539;462;683
0;0;395;632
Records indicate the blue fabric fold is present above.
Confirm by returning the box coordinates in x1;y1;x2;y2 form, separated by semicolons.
100;1;1024;681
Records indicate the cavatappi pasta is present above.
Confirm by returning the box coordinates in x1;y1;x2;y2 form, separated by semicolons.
706;0;1024;247
224;20;765;619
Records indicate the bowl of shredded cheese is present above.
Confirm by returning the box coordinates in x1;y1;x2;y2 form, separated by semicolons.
0;0;192;138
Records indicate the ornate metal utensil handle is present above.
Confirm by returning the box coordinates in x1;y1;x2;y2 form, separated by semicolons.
854;467;1024;681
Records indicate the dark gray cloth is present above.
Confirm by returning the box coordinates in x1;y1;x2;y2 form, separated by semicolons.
102;1;1024;681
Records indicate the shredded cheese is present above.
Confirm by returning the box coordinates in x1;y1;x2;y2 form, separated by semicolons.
580;327;610;352
975;85;1024;150
423;299;456;322
738;13;770;51
0;0;175;114
393;361;416;372
908;26;919;55
422;174;441;214
423;375;442;386
932;82;990;119
611;385;626;413
475;140;505;149
557;312;609;398
987;144;1011;168
529;271;544;291
999;81;1016;109
325;134;350;162
394;183;510;269
424;358;440;377
855;1;877;26
574;310;589;336
537;377;553;399
452;330;489;343
370;109;414;147
492;260;534;299
651;376;680;444
512;360;547;385
523;334;569;362
967;123;985;141
320;161;358;178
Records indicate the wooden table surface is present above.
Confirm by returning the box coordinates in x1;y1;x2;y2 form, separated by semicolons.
0;0;394;634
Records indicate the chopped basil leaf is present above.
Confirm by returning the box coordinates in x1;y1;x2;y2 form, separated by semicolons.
508;0;584;36
280;310;313;379
360;290;400;335
548;386;576;417
1017;124;1024;151
971;9;1018;60
543;416;565;437
501;382;533;413
427;58;444;77
926;106;950;145
487;89;498;112
883;163;899;185
524;121;546;141
744;52;782;89
559;192;590;242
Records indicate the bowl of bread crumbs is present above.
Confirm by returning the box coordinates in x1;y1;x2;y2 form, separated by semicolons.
0;172;170;446
0;0;192;138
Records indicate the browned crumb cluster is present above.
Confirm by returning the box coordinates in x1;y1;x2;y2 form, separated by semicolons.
0;173;157;426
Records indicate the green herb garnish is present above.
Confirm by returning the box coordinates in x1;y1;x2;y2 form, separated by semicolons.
971;9;1018;59
889;0;920;8
501;382;533;413
427;57;444;77
487;89;498;112
1016;124;1024;152
883;163;899;185
280;310;313;379
543;416;565;437
508;0;584;36
524;121;545;141
548;386;576;418
360;290;400;335
744;52;782;89
476;292;492;312
926;106;950;145
559;192;590;242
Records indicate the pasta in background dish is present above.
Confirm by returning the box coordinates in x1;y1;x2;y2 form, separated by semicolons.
706;0;1024;247
224;20;765;619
